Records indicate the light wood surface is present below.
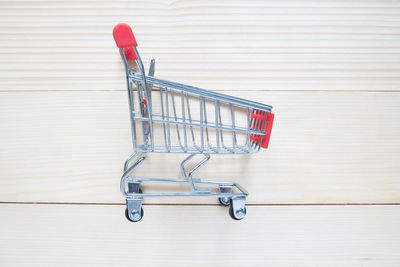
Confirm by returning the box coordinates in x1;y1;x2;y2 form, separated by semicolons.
1;204;400;267
1;91;400;204
1;0;400;91
1;0;400;266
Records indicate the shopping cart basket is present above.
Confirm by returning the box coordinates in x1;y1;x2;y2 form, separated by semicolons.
113;23;274;222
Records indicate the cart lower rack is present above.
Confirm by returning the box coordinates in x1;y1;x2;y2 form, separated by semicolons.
113;23;275;222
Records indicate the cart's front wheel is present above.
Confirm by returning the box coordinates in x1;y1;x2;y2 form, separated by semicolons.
229;200;246;220
219;197;231;206
125;207;144;223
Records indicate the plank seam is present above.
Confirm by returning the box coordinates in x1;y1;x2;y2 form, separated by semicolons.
1;89;400;93
1;202;399;206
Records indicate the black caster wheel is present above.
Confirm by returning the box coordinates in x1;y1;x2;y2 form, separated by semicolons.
229;200;246;220
219;197;231;206
125;207;144;223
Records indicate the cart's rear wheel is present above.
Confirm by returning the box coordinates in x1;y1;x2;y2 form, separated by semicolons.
125;185;144;222
229;200;246;220
219;197;231;206
125;207;144;223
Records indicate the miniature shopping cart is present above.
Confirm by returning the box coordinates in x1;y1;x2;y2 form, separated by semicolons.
113;23;274;222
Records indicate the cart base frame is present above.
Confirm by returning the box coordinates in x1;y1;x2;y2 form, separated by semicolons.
121;153;248;222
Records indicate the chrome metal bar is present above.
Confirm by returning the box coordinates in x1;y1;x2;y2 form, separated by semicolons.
181;91;188;152
185;93;197;148
180;153;211;193
258;111;268;151
217;101;224;148
199;96;204;152
129;81;137;151
170;90;183;149
134;81;147;149
135;115;263;135
159;87;168;150
215;100;220;152
129;72;272;111
120;48;138;151
203;99;211;151
133;48;155;152
246;107;251;150
120;153;147;197
133;145;251;154
165;87;171;152
231;104;236;149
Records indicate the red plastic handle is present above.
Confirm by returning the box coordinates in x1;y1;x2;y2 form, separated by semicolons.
113;23;138;60
113;23;137;48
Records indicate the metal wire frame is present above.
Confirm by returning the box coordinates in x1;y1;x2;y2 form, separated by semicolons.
120;49;273;155
117;39;273;221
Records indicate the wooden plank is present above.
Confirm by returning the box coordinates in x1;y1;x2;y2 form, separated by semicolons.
0;204;399;266
0;0;400;91
1;91;399;204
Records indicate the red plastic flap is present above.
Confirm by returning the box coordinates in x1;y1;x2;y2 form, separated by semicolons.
113;23;137;48
250;111;274;149
261;112;274;149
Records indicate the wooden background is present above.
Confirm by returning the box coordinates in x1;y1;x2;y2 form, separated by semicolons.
1;0;400;266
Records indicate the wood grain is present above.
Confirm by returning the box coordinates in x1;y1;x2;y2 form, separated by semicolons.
0;0;399;91
0;204;399;266
1;1;400;266
1;91;399;204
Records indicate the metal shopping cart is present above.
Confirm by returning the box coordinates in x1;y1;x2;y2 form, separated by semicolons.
113;23;274;222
